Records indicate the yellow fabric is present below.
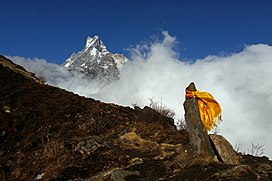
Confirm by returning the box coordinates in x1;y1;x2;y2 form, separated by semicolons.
186;90;222;131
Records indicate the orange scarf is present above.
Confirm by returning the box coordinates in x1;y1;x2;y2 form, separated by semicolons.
186;90;222;131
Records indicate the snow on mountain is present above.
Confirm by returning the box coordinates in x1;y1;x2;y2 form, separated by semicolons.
63;35;128;81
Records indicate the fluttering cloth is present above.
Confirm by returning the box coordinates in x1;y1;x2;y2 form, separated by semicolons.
185;90;222;131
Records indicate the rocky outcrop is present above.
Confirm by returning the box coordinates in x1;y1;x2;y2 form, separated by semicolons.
1;56;272;180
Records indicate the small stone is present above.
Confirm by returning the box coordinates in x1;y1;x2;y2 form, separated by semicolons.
6;160;14;167
110;170;140;181
4;105;11;113
130;157;143;165
35;173;44;180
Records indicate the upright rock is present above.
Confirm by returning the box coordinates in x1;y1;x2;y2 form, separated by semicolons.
183;82;215;157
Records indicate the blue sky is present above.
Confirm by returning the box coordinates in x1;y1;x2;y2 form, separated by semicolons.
1;0;272;64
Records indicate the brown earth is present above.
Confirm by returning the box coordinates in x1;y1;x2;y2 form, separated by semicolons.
1;55;272;180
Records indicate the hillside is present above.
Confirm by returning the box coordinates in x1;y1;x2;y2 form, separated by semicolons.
0;55;272;180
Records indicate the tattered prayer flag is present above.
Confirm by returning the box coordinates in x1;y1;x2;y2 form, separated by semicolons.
185;90;222;131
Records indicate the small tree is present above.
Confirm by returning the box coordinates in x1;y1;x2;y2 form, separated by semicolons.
248;143;265;157
235;142;265;157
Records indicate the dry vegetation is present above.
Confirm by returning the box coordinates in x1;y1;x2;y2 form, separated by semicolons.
149;98;176;119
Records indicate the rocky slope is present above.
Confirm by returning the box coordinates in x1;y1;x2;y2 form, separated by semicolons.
63;36;128;81
1;55;272;180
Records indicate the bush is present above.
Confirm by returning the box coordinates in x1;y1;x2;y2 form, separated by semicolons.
176;118;188;131
149;98;175;119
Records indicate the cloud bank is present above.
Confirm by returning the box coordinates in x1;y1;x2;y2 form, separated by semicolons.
9;32;272;158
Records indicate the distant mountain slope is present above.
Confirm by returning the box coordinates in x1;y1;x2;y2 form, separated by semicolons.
63;36;128;80
1;55;271;180
0;55;42;84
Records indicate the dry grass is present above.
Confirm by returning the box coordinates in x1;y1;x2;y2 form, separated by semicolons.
120;131;159;151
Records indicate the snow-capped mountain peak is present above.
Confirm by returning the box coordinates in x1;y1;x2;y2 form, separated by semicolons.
63;35;128;80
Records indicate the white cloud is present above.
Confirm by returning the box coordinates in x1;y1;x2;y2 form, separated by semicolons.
9;56;103;95
9;32;272;158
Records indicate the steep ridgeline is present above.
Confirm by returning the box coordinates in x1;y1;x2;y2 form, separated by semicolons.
63;36;128;81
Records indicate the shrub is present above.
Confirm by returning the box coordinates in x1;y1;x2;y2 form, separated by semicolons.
176;118;188;131
149;98;175;119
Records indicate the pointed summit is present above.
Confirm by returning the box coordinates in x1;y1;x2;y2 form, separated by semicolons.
85;36;96;48
63;35;128;81
85;35;109;55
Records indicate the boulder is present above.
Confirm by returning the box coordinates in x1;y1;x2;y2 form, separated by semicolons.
209;134;239;165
